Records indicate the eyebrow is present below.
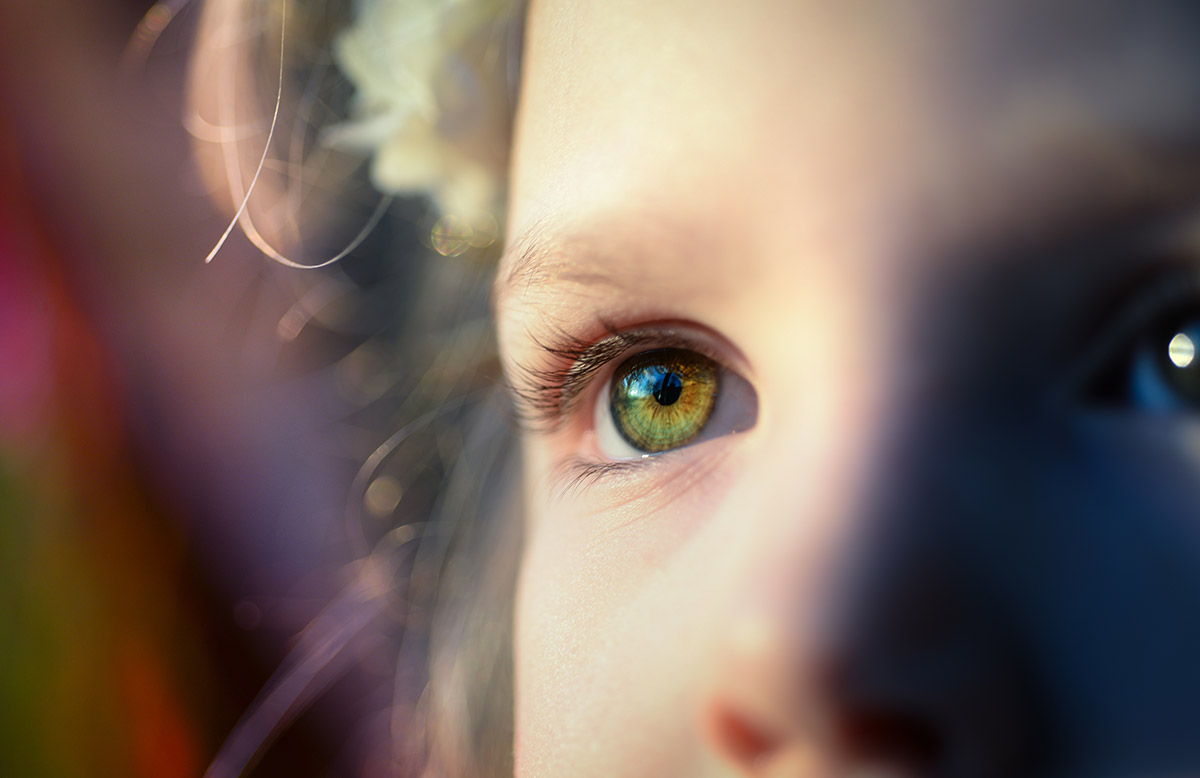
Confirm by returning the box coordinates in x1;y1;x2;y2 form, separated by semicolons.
493;214;721;312
494;223;608;306
493;129;1200;320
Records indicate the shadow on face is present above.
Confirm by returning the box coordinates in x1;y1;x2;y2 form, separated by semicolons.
502;1;1200;776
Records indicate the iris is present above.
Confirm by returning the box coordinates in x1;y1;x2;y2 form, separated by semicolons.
609;348;719;453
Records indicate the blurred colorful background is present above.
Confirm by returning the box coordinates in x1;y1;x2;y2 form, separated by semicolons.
0;1;490;775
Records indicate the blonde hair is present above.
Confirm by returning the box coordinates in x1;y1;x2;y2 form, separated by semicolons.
180;0;526;774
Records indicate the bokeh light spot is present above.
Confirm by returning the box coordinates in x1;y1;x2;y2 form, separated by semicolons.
431;213;498;256
1169;332;1194;368
365;476;403;519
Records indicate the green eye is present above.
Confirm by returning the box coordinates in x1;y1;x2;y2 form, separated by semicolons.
609;348;720;453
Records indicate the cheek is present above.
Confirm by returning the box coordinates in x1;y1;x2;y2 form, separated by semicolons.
512;463;743;777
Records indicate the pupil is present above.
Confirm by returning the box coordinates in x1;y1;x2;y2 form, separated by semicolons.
653;370;683;405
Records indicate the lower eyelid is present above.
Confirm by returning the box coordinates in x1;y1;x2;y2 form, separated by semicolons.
548;455;662;499
547;440;739;519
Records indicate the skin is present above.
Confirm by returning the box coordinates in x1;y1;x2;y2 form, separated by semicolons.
496;1;1200;775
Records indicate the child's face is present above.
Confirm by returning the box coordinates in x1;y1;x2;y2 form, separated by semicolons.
497;1;1200;775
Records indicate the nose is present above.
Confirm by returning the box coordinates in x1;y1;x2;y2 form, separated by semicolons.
705;416;1051;778
815;512;1050;777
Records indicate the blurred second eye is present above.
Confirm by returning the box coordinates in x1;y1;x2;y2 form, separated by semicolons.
595;347;758;459
1130;318;1200;411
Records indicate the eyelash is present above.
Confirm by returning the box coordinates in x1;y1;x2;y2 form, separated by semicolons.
546;456;663;500
507;323;720;434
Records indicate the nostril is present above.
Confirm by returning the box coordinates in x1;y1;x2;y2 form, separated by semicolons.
706;703;784;768
706;699;945;775
835;708;944;775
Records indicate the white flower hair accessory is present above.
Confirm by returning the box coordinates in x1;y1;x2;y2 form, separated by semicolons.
326;0;524;229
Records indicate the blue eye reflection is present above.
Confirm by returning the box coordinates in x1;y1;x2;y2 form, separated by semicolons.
1129;320;1200;411
623;365;684;405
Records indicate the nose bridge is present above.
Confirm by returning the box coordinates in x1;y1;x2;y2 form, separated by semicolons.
714;376;1054;775
746;307;964;607
822;397;989;646
817;405;1052;769
835;386;1080;773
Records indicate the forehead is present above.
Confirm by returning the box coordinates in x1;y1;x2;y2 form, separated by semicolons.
504;0;1200;266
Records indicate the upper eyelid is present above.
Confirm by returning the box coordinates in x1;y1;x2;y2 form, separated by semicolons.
506;324;741;433
505;326;650;433
1061;262;1200;399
